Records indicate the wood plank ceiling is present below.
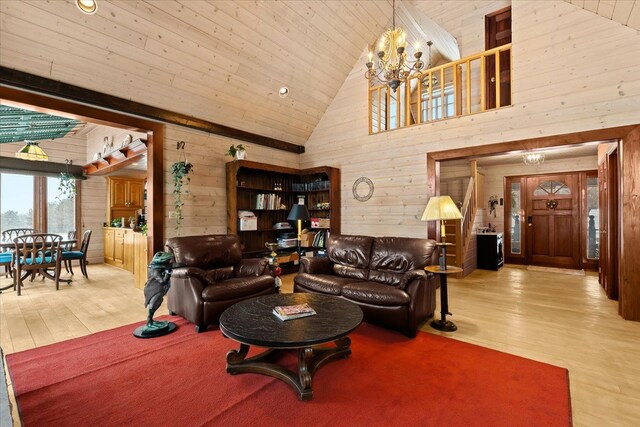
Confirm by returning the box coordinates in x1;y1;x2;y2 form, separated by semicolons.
564;0;640;30
0;0;395;146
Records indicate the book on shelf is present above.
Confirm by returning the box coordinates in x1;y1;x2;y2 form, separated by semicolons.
254;193;282;210
272;303;317;321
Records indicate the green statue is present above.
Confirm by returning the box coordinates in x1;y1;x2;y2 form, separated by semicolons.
133;252;181;338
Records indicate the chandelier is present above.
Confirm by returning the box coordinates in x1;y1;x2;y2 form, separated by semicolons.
15;141;49;161
365;0;425;92
522;152;545;166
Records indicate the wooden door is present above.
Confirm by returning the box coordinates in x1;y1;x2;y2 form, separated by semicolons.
127;180;145;209
124;230;135;273
485;6;511;109
103;229;115;261
113;229;125;266
599;149;619;299
525;174;580;269
110;178;127;208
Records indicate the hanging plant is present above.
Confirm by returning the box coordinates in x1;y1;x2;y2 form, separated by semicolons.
171;141;193;234
57;160;77;201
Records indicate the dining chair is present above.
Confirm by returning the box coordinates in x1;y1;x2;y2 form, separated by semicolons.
62;230;92;278
12;234;62;296
1;228;36;279
63;230;77;273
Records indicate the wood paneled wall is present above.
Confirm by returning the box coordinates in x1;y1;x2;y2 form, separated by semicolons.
161;124;300;240
301;1;639;240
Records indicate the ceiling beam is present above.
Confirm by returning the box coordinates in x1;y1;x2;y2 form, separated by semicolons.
0;66;305;154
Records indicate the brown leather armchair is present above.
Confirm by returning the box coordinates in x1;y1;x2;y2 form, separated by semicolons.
166;235;276;333
294;235;440;337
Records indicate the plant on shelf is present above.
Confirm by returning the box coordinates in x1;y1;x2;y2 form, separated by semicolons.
170;159;193;234
226;144;246;160
140;223;148;236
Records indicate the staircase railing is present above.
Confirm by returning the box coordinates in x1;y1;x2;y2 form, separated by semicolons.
455;176;476;271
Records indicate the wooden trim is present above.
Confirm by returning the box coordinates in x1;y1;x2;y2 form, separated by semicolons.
428;126;636;161
0;66;304;155
0;85;164;257
0;156;86;179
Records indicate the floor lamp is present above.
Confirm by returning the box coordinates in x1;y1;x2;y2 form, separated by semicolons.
422;195;463;332
287;204;310;256
421;195;463;270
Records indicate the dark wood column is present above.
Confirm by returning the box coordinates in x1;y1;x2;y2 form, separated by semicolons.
620;126;640;320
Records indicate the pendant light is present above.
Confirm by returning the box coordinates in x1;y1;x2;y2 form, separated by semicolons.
15;141;49;161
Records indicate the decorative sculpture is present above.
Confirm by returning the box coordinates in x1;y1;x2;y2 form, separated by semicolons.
133;252;182;338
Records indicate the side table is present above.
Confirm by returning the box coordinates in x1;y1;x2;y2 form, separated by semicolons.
425;265;463;332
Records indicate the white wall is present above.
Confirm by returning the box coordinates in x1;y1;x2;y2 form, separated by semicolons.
300;0;639;239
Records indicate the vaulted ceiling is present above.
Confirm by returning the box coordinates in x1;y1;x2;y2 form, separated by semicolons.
0;0;463;147
1;1;635;148
564;0;640;31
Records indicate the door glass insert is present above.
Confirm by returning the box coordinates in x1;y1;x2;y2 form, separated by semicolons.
510;181;521;254
533;180;571;196
586;176;599;260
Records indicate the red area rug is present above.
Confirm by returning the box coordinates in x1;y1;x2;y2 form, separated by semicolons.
6;317;571;426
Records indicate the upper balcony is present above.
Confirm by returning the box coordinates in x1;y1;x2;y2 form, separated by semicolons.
369;43;512;134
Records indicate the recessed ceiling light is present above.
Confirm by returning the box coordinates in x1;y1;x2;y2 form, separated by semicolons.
278;87;289;98
76;0;98;15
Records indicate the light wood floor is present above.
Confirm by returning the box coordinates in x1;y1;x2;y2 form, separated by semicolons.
2;264;640;426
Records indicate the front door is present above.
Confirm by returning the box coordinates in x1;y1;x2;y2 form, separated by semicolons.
525;174;581;269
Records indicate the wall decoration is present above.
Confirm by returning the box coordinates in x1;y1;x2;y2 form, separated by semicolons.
122;134;133;147
489;195;499;217
352;177;374;202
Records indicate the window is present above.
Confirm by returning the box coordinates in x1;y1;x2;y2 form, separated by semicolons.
47;176;76;237
0;173;34;230
0;173;78;236
510;181;521;254
533;180;571;196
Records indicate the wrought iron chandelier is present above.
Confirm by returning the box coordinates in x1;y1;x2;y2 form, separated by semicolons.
522;152;545;166
365;0;426;92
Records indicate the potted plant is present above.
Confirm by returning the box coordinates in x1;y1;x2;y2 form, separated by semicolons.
57;172;77;201
226;144;247;160
170;160;194;234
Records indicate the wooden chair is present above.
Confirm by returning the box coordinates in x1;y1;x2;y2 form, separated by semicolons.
62;230;77;274
1;228;36;282
62;230;91;278
12;234;62;296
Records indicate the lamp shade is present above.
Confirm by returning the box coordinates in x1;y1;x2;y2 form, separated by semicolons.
421;196;462;221
287;204;310;221
15;141;49;161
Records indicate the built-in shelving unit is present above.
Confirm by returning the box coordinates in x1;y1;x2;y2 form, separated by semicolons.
226;160;340;268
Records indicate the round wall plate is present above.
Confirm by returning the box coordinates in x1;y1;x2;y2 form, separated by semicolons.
352;177;374;202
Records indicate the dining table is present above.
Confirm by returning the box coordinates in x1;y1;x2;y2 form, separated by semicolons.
0;238;78;292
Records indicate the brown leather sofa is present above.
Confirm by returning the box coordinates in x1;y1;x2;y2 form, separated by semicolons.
294;235;440;337
166;235;276;333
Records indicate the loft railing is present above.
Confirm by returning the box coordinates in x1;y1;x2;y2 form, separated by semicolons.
369;43;512;134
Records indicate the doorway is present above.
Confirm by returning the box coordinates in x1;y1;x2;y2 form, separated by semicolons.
504;172;596;269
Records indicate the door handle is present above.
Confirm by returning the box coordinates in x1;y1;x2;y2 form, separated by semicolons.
527;216;533;227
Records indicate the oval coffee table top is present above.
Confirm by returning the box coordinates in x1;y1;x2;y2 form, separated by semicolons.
219;293;363;349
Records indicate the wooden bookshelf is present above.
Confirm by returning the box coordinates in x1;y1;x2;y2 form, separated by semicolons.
226;160;340;257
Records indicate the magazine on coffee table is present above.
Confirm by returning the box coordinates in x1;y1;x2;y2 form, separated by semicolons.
273;303;317;321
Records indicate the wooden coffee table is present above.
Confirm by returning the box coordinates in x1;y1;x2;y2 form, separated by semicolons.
219;293;363;401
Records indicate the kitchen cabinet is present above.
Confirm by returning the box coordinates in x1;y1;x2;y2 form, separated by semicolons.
107;177;145;222
104;227;147;288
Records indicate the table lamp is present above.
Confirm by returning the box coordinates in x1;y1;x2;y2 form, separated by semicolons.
287;204;310;255
421;195;463;270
